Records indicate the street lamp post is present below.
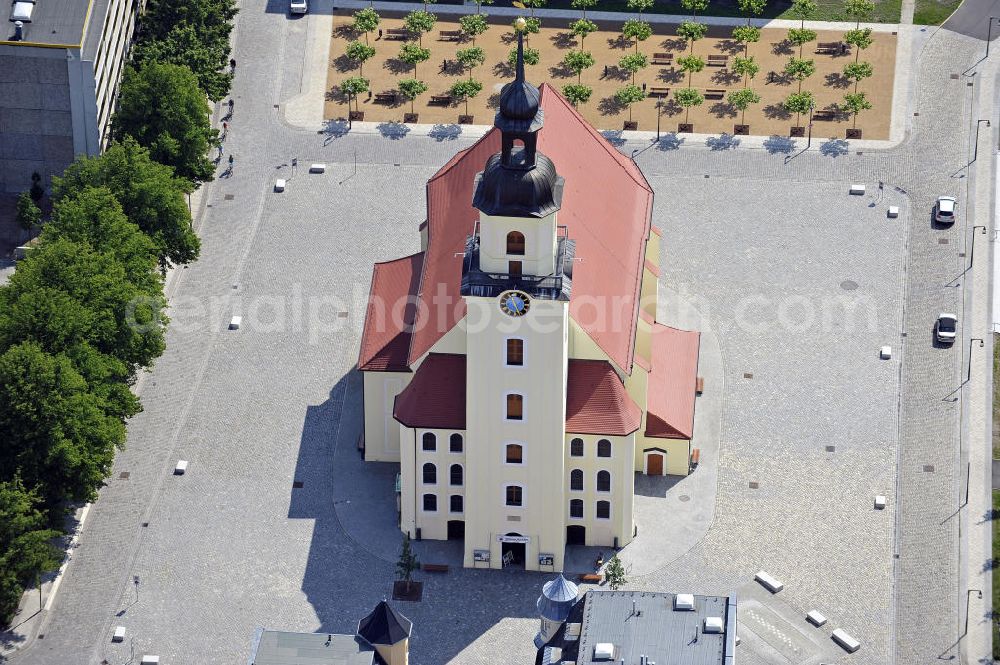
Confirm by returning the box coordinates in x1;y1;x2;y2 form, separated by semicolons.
806;101;815;150
968;338;984;383
655;100;664;142
133;575;140;603
962;588;983;637
973;119;991;163
970;225;987;268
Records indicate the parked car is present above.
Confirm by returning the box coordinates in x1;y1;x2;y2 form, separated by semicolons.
289;0;307;14
935;313;957;344
935;196;956;224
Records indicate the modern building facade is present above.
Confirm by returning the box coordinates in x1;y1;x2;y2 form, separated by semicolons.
358;38;701;573
0;0;141;193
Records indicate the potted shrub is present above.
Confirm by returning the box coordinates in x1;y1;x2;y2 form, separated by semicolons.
783;90;813;137
615;84;645;130
451;78;483;124
398;78;428;123
842;91;871;138
674;86;703;133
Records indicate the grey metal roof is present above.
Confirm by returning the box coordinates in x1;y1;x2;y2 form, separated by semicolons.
248;630;376;665
357;601;412;646
5;0;91;46
538;575;580;622
570;591;735;665
472;151;563;218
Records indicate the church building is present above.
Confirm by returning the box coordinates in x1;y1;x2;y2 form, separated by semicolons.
357;36;701;572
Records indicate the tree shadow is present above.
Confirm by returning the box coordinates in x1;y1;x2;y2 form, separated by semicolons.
326;86;349;104
333;24;357;41
658;98;683;117
706;133;741;150
377;122;412;140
441;61;464;77
716;39;744;55
765;70;793;86
824;72;852;89
493;62;514;78
500;30;518;45
763;135;795;154
656;67;685;84
428;124;463;141
598;96;625;116
660;37;687;51
711;69;742;85
763;103;792;120
607;34;632;51
601;130;627;147
709;101;737;118
551;31;577;49
772;40;793;55
608;66;632;82
333;54;357;74
548;63;575;79
486;93;500;110
655;132;685;150
982;558;998;572
819;138;850;157
384;58;413;76
980;508;1000;523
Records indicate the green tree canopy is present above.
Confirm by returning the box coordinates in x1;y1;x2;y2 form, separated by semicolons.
677;20;708;43
459;13;489;43
627;0;655;15
111;63;218;184
397;78;428;114
842;91;872;127
844;0;875;25
784;57;816;83
562;83;593;106
340;76;370;111
731;55;760;80
563;50;595;82
614;83;646;121
0;476;61;625
731;24;761;48
783;89;815;120
677;54;706;79
843;60;874;84
844;27;874;50
787;27;818;49
53;137;199;270
727;87;761;123
605;554;628;590
456;46;486;77
674;86;704;123
132;25;232;102
571;0;599;19
15;192;41;232
618;52;649;84
790;0;816;21
622;19;653;51
345;41;376;74
507;46;541;66
570;18;598;42
450;78;484;115
681;0;709;19
353;7;380;43
737;0;766;18
396;534;420;589
140;0;237;46
398;44;431;76
404;10;437;45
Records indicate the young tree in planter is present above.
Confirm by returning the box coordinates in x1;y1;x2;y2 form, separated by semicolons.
731;25;761;58
677;54;705;86
783;89;814;128
674;86;704;126
456;46;486;80
563;50;595;83
460;14;489;45
15;192;41;232
563;83;593;106
844;26;873;64
727;87;761;126
676;20;708;55
396;534;420;593
844;0;875;28
340;76;370;113
682;0;710;23
345;41;376;75
627;0;654;19
399;43;431;77
842;60;873;93
404;10;436;47
605;554;628;591
784;57;815;93
737;0;766;27
619;53;649;86
353;7;380;45
508;46;541;66
786;0;816;57
842;91;872;129
570;18;599;45
450;78;484;118
571;0;599;20
622;19;653;53
398;78;428;116
615;84;646;124
732;55;759;85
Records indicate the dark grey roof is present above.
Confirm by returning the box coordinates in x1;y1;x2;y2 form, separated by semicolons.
473;151;563;218
357;601;412;646
496;32;543;133
538;576;580;622
540;591;736;665
248;629;376;665
5;0;91;46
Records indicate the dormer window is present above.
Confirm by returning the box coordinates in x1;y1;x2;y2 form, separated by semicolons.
506;231;525;256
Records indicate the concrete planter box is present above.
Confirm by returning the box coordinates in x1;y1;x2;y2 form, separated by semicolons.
678;123;693;133
846;128;862;139
623;121;638;131
458;115;474;125
733;124;749;135
404;113;419;123
349;111;365;121
790;126;805;137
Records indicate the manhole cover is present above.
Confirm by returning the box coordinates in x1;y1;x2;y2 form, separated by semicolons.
939;238;949;244
224;194;235;200
914;112;920;116
841;280;858;291
749;481;759;489
923;465;935;472
679;495;691;502
338;312;348;318
141;522;149;527
826;445;836;452
744;372;753;379
119;471;130;480
951;74;960;79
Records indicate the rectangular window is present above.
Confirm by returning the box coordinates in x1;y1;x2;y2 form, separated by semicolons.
509;260;522;277
506;339;524;366
506;485;523;507
423;494;437;512
505;444;523;464
450;495;463;513
570;499;584;519
506;394;523;420
596;500;610;519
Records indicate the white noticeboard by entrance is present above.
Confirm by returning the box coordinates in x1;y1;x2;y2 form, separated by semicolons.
496;534;530;544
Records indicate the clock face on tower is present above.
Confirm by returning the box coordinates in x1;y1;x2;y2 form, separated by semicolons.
499;291;531;317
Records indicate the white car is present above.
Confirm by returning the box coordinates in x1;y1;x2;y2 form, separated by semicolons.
935;313;957;344
935;196;956;224
289;0;307;14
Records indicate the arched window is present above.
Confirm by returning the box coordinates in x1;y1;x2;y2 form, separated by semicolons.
596;500;610;519
505;484;524;507
449;433;463;453
423;494;437;511
450;495;464;513
506;394;523;420
506;443;523;464
597;470;611;492
570;469;583;491
597;439;612;458
570;438;584;457
450;464;463;486
422;462;437;484
422;432;436;451
570;499;584;519
506;231;525;256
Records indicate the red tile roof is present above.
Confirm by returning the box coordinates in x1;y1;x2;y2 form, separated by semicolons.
360;84;654;374
357;253;424;372
645;324;701;440
392;353;466;429
565;360;643;436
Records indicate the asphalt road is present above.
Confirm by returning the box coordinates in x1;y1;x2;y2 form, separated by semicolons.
943;0;1000;40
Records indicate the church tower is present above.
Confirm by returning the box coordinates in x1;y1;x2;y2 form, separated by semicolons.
461;29;575;572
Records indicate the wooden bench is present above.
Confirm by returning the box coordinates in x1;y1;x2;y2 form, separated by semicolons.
816;41;848;55
649;86;670;98
429;94;452;105
422;563;449;573
651;52;673;65
704;88;725;100
707;54;729;67
374;92;397;104
439;29;463;41
690;448;701;468
578;573;603;583
695;376;704;394
812;109;836;121
385;28;411;40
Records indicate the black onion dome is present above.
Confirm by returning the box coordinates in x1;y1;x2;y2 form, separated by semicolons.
495;31;544;133
473;151;564;218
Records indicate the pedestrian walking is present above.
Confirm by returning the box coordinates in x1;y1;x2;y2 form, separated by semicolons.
218;143;224;159
228;98;235;113
230;58;236;71
377;28;382;39
228;154;234;168
222;121;228;133
642;82;646;91
603;65;608;78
